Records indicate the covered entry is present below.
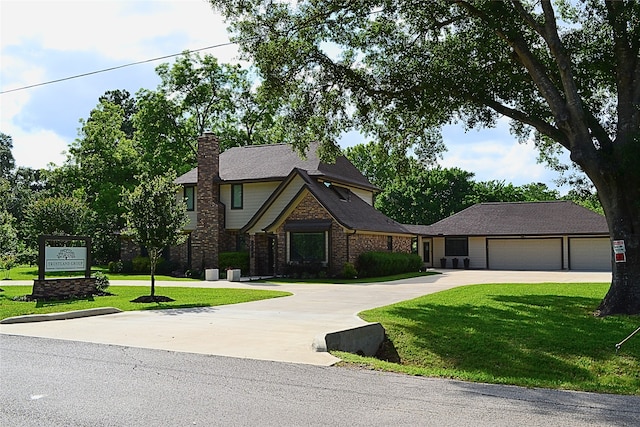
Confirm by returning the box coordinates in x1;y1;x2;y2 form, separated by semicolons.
487;238;563;270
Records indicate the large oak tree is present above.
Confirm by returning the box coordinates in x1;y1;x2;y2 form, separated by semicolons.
210;0;640;315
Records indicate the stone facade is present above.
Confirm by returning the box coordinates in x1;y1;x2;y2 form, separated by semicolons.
32;278;98;300
190;133;221;271
264;191;415;276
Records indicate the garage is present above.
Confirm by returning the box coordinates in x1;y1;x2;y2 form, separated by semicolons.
569;237;611;271
488;238;563;270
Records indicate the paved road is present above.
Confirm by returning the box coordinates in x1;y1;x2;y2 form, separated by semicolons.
0;270;612;365
2;335;638;427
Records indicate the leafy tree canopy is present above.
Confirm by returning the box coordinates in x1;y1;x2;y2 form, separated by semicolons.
210;0;640;315
121;172;188;296
0;132;15;179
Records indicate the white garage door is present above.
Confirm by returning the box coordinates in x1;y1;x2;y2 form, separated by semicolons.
488;238;562;270
569;238;611;271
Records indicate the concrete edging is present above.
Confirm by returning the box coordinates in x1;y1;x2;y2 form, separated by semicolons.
0;307;123;324
312;323;385;356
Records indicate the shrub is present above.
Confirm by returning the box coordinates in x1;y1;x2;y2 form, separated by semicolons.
219;252;250;275
284;262;325;279
92;271;110;293
132;256;150;273
108;260;124;273
341;262;358;279
356;252;422;278
121;260;134;274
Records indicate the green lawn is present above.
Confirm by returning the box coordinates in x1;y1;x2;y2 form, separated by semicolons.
0;286;291;320
336;282;640;395
2;265;199;281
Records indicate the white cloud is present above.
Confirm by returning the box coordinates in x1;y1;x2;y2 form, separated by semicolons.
1;0;237;63
11;128;69;170
1;0;241;169
439;138;550;185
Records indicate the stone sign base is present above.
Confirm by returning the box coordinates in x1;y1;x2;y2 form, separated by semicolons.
32;278;98;300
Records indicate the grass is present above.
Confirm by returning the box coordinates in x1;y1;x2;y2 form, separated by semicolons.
2;265;199;281
261;271;438;284
336;282;640;395
0;286;291;320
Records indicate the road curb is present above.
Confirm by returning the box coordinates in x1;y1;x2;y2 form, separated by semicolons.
0;307;123;324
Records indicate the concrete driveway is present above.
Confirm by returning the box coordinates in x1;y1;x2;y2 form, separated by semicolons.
0;270;611;366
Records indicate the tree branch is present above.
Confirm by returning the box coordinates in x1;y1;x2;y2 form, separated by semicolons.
605;0;640;141
479;97;570;148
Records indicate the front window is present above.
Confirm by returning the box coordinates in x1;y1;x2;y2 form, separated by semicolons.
231;184;243;209
184;186;195;211
445;237;469;257
289;232;326;263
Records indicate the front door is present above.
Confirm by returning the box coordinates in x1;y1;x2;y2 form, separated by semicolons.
423;240;432;267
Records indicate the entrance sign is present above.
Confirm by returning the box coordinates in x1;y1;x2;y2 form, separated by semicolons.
45;247;87;272
38;235;92;280
613;240;626;263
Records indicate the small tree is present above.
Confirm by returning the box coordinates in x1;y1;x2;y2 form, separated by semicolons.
121;172;187;299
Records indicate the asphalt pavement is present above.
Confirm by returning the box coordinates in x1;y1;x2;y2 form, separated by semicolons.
0;270;612;366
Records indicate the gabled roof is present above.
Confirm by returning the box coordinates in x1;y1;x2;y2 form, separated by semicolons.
420;201;609;236
297;171;409;234
247;168;410;235
175;142;378;191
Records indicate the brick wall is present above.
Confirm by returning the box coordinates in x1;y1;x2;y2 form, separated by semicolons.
32;278;98;300
190;133;221;271
276;193;336;274
120;238;138;263
270;191;414;277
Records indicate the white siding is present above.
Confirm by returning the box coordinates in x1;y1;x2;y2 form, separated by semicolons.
221;181;280;229
351;188;374;205
468;237;486;269
246;175;306;233
488;238;562;270
569;237;611;271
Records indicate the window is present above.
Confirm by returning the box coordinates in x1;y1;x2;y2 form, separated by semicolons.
231;184;243;209
445;237;469;257
184;186;195;211
387;236;393;251
289;232;326;263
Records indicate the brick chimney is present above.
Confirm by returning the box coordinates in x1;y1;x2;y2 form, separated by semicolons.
191;132;220;271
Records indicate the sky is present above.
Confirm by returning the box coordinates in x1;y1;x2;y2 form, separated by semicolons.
1;0;569;192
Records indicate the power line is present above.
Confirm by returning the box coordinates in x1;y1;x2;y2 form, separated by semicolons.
0;42;238;95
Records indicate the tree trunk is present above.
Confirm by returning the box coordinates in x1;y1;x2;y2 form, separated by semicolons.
149;251;158;297
594;179;640;316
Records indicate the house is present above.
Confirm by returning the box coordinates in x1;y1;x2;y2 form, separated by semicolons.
405;201;612;271
142;133;414;276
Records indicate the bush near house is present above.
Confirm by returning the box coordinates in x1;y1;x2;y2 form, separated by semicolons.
357;252;422;278
219;251;250;276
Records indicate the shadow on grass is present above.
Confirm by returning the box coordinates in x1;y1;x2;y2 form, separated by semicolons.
35;295;96;308
379;294;638;384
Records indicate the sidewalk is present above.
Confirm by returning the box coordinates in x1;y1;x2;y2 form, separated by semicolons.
0;270;611;366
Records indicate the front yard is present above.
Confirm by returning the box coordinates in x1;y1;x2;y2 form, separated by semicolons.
337;282;640;395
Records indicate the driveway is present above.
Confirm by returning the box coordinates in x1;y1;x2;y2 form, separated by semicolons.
0;270;611;366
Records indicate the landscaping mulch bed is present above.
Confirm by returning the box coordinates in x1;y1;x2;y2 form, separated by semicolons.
130;295;175;303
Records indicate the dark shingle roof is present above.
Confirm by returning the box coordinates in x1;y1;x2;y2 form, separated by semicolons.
175;142;377;191
299;171;409;234
424;201;609;236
